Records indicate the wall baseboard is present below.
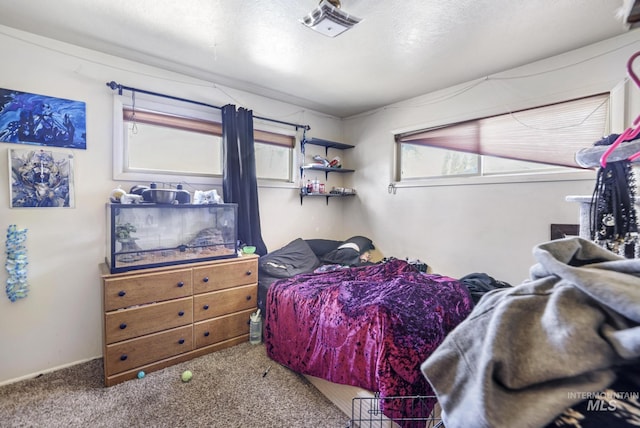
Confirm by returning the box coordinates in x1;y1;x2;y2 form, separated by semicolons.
0;356;101;387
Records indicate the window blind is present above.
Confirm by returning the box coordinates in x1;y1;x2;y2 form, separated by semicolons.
253;129;295;148
395;93;609;168
123;107;222;135
123;107;295;147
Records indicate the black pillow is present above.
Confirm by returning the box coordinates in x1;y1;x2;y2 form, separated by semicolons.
343;236;375;253
259;238;320;278
304;239;342;257
321;236;375;266
321;248;360;266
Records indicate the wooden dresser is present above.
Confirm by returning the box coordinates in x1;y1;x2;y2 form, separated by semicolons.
100;254;258;386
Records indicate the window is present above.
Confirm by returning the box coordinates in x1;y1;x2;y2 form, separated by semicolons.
395;93;610;184
253;128;295;181
123;107;223;177
113;95;295;185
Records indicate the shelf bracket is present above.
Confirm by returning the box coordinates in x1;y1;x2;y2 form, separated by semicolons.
299;194;330;205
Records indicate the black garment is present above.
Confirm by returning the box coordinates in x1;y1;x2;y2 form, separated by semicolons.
546;366;640;428
459;272;512;304
589;134;638;258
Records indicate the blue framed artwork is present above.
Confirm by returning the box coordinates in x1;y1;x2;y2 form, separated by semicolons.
9;148;75;208
0;88;86;149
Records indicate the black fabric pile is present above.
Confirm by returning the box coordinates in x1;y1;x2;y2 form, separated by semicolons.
459;272;512;304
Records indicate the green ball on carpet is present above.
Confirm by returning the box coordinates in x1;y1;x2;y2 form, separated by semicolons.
181;370;193;382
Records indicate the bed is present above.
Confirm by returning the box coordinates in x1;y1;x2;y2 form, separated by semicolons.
259;237;474;426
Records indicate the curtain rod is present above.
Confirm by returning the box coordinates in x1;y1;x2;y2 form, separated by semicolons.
106;81;311;131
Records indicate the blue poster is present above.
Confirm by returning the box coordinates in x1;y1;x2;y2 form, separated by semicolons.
0;88;86;149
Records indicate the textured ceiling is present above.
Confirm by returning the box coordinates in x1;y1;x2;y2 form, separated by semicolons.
0;0;636;117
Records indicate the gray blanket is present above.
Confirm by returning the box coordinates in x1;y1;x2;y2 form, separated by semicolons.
421;237;640;428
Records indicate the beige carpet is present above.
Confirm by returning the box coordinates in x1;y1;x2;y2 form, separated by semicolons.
0;342;349;428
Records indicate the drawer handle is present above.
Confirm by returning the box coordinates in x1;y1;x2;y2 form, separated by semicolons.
204;331;210;337
202;277;209;283
245;270;252;276
120;354;128;361
203;304;209;310
178;338;185;345
118;290;126;297
246;295;252;301
119;323;127;330
178;311;185;317
177;281;184;287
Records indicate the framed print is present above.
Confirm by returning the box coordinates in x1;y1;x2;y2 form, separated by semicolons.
0;88;86;149
9;148;75;208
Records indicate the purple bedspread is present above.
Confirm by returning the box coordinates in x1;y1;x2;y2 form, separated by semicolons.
264;259;473;425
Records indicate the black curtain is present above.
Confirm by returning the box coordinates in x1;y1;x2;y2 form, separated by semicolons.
222;104;268;255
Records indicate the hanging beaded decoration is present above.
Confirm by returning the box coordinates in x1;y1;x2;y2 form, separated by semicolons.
589;136;639;258
5;224;29;302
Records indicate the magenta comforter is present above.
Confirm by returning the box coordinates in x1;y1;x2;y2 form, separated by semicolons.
264;259;473;425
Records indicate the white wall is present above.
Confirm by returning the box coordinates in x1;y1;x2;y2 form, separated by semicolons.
1;24;638;386
341;31;640;285
0;26;346;385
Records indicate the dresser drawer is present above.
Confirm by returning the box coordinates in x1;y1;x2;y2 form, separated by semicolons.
193;284;257;322
104;268;192;310
194;309;254;348
105;325;193;376
105;297;193;344
193;258;257;294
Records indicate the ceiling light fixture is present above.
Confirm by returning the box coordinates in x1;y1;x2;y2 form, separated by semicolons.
300;0;362;37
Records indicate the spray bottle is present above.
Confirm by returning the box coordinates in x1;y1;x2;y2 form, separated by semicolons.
249;309;262;345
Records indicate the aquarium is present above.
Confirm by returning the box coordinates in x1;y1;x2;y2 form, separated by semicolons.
106;203;238;273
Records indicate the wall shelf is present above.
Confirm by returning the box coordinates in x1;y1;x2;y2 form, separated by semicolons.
302;138;355;155
300;165;355;179
300;137;356;205
299;192;356;205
